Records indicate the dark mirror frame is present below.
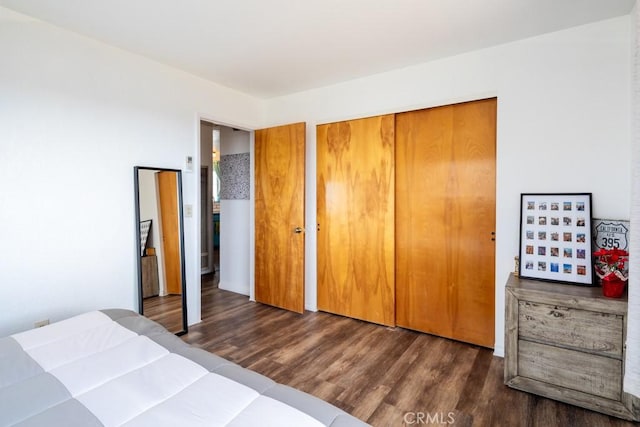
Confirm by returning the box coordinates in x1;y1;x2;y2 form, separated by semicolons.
134;166;188;335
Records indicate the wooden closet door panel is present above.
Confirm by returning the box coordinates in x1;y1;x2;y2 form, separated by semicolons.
255;122;306;314
157;171;182;295
317;114;395;326
396;98;496;347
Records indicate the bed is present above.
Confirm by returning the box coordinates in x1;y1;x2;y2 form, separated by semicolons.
0;309;369;427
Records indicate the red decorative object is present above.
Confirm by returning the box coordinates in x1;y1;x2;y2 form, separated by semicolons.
601;276;626;298
593;247;628;298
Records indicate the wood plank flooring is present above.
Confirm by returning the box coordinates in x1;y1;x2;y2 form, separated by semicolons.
142;294;184;334
177;273;635;427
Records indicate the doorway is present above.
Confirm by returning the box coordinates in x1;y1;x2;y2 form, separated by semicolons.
199;121;251;296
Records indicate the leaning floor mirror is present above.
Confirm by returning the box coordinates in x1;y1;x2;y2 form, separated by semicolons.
134;166;188;335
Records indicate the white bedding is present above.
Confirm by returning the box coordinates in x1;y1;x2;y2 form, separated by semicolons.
7;311;329;427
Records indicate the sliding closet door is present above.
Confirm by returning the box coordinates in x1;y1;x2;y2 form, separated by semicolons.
317;115;395;326
255;122;306;314
395;98;496;347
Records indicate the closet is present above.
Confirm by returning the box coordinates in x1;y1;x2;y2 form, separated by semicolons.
317;115;396;326
395;98;496;347
317;98;496;347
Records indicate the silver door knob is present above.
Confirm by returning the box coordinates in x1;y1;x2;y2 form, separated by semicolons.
293;227;304;234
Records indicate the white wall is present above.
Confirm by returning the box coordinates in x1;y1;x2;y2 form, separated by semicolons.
0;6;264;336
218;126;251;295
264;16;631;356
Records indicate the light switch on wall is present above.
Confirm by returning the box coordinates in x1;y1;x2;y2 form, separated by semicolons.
185;204;193;218
185;156;194;172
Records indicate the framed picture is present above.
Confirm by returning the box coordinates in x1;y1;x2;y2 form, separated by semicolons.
519;193;593;285
139;219;152;256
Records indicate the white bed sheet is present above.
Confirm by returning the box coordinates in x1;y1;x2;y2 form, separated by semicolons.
10;311;330;427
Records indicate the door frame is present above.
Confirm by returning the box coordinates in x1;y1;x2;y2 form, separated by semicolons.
195;115;257;319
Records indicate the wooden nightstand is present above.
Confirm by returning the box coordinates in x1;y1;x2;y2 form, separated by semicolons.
141;255;159;298
504;273;639;421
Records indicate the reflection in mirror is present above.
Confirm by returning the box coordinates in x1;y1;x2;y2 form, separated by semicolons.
134;166;187;335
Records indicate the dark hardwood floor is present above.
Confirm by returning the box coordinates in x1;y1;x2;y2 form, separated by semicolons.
174;272;635;427
143;294;184;334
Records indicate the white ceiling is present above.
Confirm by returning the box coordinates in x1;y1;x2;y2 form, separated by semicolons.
0;0;634;99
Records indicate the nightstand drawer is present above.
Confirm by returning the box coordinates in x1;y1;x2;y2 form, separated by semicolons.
518;340;622;400
518;301;623;357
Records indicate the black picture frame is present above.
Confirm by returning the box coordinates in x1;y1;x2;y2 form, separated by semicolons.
519;193;594;286
139;219;152;256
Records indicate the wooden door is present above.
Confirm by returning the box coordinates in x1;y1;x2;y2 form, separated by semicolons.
317;115;395;326
395;98;496;347
255;123;306;313
157;171;182;295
